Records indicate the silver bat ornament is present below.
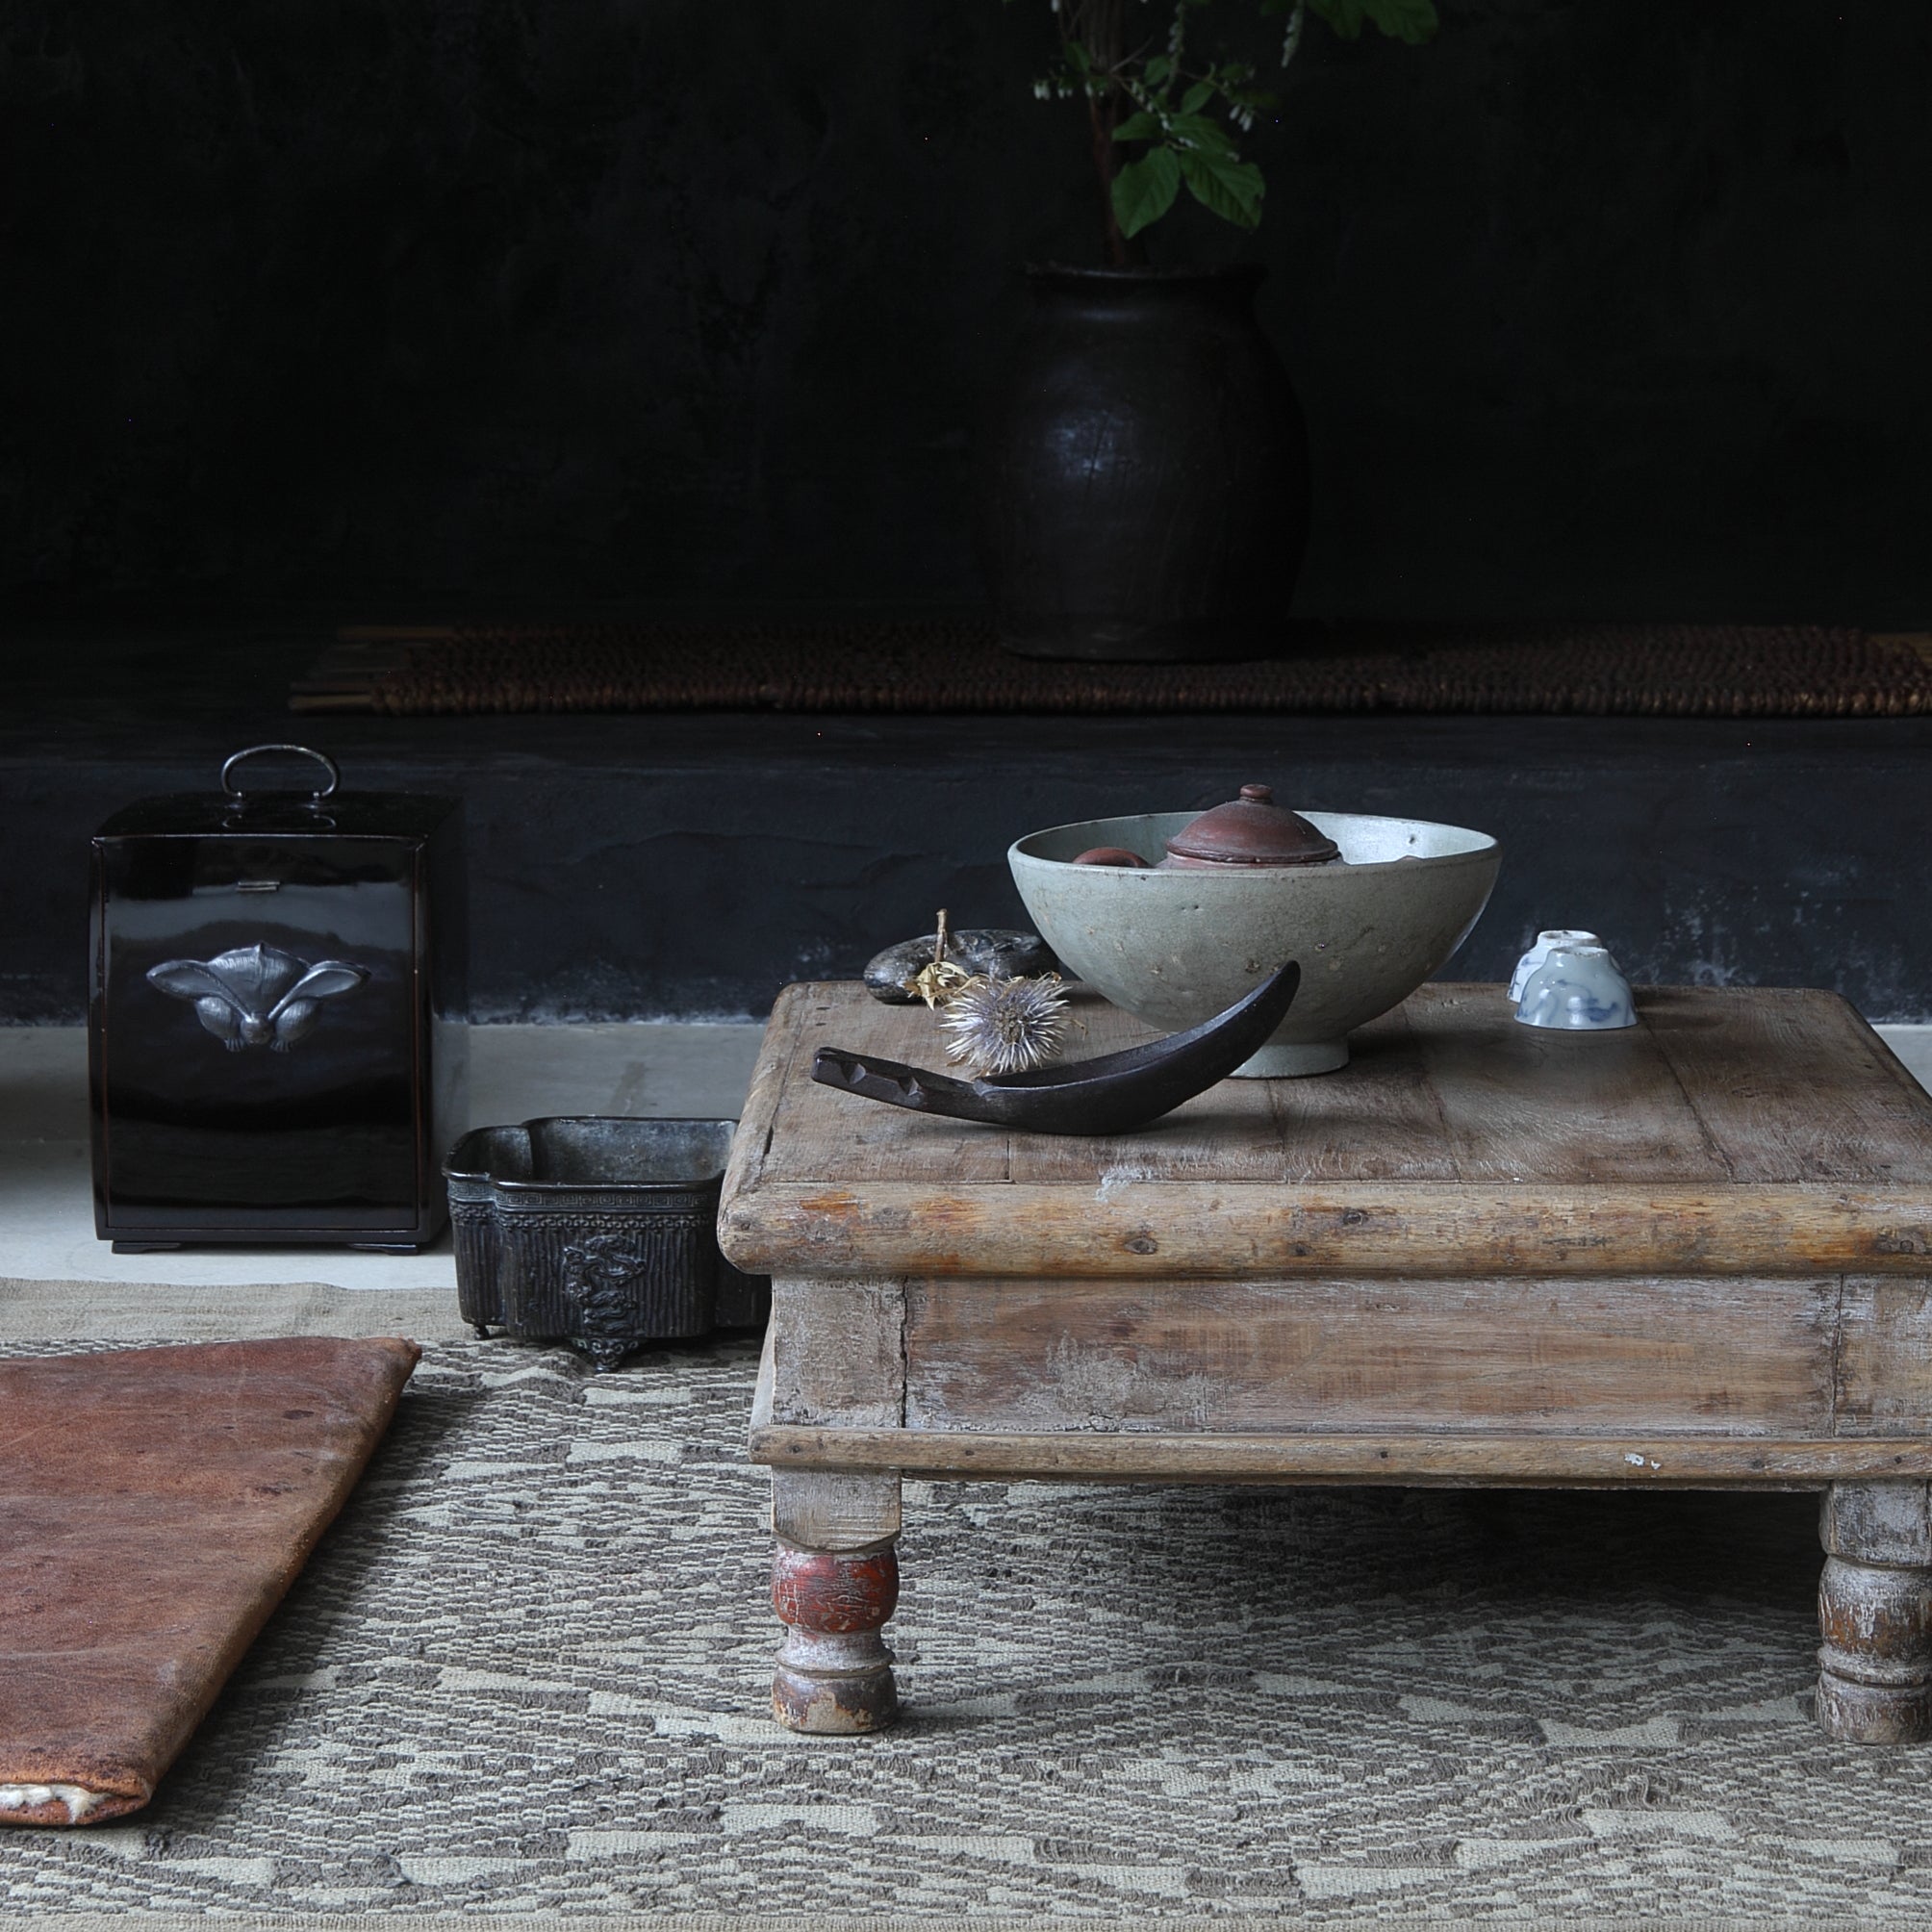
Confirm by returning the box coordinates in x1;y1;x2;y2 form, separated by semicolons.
145;943;369;1052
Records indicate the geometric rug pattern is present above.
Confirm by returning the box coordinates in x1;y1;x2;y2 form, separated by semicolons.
5;1301;1932;1927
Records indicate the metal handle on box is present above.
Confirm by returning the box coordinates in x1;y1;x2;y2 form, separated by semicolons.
220;744;342;802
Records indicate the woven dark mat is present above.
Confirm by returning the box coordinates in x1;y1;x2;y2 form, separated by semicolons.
292;621;1932;718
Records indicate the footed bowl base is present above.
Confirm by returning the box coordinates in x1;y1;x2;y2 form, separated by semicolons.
1231;1037;1349;1079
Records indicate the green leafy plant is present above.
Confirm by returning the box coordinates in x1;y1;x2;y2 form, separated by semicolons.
1017;0;1437;263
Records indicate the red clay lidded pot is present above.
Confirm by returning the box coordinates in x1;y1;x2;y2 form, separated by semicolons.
1159;783;1340;871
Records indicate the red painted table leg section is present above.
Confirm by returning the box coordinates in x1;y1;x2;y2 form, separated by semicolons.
771;1541;901;1735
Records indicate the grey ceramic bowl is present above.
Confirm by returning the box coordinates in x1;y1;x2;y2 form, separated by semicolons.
1008;810;1501;1075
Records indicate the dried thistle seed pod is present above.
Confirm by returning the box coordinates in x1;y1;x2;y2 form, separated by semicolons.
940;973;1072;1079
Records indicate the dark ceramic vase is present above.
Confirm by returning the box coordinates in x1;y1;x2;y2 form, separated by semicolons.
976;264;1311;663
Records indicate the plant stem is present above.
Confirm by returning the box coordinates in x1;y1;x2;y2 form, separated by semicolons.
1064;0;1147;267
1088;98;1146;267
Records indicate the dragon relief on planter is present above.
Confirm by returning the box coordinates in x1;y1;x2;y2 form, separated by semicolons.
146;943;369;1052
561;1233;649;1369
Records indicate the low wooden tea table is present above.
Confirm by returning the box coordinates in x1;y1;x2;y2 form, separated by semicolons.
719;981;1932;1742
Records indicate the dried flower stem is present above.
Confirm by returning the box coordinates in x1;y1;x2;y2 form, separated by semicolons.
907;907;973;1008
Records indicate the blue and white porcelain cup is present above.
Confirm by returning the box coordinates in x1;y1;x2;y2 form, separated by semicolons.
1514;945;1638;1030
1508;928;1605;1002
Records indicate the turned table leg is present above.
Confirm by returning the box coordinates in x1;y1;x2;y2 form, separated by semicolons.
769;1469;902;1735
1818;1481;1932;1744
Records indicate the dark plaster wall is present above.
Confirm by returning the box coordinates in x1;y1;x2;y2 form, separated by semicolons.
6;2;1929;621
12;711;1932;1026
5;632;1930;1026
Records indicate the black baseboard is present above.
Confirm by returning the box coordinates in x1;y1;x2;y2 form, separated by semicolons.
6;623;1928;1025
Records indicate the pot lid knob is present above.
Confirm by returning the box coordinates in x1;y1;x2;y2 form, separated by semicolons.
1162;783;1340;868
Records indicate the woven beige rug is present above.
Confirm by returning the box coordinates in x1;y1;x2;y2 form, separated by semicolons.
1;1279;1926;1930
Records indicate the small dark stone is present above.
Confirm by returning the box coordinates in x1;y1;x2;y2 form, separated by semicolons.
864;929;1060;1004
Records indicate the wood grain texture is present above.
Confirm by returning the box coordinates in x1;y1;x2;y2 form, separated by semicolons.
758;989;1011;1185
724;1181;1931;1280
901;1275;1840;1438
1835;1278;1932;1436
748;1420;1932;1487
1816;1568;1932;1743
1266;1003;1460;1183
1821;1480;1932;1566
767;1276;905;1430
749;1318;777;1434
1645;985;1932;1183
1817;1483;1932;1743
732;981;1932;1750
1019;991;1288;1183
717;982;1932;1281
717;981;816;1217
1412;987;1732;1183
770;1468;901;1551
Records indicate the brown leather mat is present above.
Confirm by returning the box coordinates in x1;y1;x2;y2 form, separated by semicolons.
0;1336;419;1827
292;621;1932;718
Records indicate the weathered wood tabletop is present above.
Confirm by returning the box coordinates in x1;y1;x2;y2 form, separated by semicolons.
719;981;1932;1743
722;981;1932;1281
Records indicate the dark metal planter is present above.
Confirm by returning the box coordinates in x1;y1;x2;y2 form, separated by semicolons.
446;1117;768;1369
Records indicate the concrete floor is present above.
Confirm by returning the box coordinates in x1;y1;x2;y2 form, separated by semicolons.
5;1018;1928;1292
0;1023;763;1291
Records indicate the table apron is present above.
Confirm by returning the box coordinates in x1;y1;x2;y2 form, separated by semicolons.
757;1271;1932;1474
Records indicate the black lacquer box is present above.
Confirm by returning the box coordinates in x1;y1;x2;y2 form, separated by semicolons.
89;745;466;1251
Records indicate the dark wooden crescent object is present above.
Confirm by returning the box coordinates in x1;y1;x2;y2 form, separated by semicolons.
810;961;1301;1135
